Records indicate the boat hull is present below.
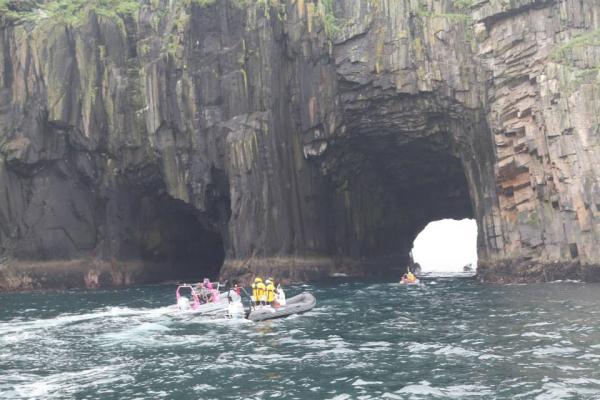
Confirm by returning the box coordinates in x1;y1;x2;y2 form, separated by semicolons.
399;279;421;285
173;297;230;316
246;292;316;322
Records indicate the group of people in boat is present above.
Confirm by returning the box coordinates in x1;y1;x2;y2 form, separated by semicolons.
250;277;285;307
191;276;286;308
193;278;221;303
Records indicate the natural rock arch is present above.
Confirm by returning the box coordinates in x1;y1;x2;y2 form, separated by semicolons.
278;0;501;281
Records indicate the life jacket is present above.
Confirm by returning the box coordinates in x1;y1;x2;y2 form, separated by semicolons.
251;282;259;300
256;282;266;301
266;282;276;302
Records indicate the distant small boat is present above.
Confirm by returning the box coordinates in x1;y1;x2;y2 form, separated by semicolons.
246;292;316;322
399;278;421;285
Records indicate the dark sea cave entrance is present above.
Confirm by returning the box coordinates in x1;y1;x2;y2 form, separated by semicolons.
136;195;225;283
323;134;476;279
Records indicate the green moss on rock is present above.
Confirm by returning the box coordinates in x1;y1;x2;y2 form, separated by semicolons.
2;0;139;26
551;29;600;68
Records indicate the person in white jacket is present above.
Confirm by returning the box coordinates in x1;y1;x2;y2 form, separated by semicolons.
275;284;286;307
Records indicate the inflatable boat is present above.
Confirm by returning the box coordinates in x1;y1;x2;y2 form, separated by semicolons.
399;278;421;285
175;284;229;316
246;292;316;322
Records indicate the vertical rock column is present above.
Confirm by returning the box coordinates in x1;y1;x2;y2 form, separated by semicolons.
475;0;600;282
217;0;342;283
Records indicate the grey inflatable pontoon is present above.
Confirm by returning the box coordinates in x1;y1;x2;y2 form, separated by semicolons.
246;292;316;322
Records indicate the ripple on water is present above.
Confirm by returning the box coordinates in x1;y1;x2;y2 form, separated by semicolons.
433;345;480;358
10;366;134;399
358;341;392;352
521;332;562;339
386;381;494;399
406;342;441;353
396;381;446;397
529;346;580;357
2;279;600;399
535;379;600;400
352;379;384;386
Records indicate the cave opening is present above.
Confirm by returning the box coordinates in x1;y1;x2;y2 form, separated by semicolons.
323;131;477;279
136;195;225;282
411;219;478;273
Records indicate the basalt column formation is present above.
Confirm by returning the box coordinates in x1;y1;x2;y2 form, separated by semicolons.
1;0;600;290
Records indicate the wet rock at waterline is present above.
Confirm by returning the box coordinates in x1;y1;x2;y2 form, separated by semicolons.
2;0;600;290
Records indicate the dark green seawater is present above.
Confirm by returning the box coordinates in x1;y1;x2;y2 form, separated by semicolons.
2;277;600;399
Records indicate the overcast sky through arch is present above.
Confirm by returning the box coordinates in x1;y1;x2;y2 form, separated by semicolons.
412;219;478;272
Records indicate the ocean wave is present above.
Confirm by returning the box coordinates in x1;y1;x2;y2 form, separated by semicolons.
0;306;173;337
2;280;600;399
397;381;446;397
521;332;562;339
433;345;480;357
406;342;441;353
535;380;600;399
524;322;554;327
352;379;384;386
530;346;580;357
8;366;134;399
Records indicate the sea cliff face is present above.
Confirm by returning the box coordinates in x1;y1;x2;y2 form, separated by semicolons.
1;0;599;290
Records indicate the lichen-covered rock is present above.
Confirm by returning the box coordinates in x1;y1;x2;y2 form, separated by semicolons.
1;0;600;290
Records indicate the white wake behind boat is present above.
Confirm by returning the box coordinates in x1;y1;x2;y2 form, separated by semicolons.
227;301;246;318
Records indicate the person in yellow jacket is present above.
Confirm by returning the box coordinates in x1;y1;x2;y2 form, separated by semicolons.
406;271;416;283
251;277;266;306
265;278;276;306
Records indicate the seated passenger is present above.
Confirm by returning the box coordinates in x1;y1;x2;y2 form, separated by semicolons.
198;278;214;303
251;277;266;306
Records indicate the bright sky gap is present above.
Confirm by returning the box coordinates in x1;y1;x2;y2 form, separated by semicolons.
412;219;478;273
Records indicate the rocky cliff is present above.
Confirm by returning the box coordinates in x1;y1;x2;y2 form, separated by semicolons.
1;0;599;290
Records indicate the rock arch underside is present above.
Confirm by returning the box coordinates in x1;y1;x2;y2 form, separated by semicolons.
1;0;600;290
